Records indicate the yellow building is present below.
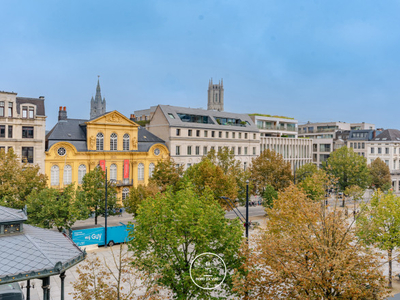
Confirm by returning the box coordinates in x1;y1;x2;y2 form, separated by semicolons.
45;107;169;201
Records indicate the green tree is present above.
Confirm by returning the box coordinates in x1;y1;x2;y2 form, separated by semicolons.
298;170;330;201
26;185;88;232
294;162;318;184
150;157;184;192
79;167;119;225
261;184;278;208
122;182;159;217
357;190;400;288
249;149;293;194
0;148;47;209
324;146;370;192
129;184;243;299
369;157;391;192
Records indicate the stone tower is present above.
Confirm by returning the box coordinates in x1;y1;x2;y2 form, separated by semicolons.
90;78;106;119
207;78;224;111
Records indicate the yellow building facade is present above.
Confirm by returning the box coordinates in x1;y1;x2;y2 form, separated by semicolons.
45;109;169;201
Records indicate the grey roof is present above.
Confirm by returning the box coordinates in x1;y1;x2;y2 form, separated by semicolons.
0;207;27;225
0;225;85;283
157;105;259;132
16;97;45;116
372;129;400;142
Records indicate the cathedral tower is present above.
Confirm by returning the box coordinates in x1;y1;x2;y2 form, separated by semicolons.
207;78;224;111
90;78;106;119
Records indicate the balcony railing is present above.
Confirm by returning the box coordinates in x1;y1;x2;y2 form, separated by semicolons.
257;125;296;132
110;179;133;186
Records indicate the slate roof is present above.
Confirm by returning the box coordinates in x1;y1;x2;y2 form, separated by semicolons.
0;207;27;225
16;97;45;116
157;105;259;132
372;129;400;142
0;225;85;283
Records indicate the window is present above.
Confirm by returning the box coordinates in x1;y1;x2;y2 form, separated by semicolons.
232;132;235;138
123;134;130;150
8;102;12;117
0;125;5;138
176;146;180;155
319;144;331;152
176;129;181;136
204;130;208;137
168;113;175;119
218;146;221;152
196;130;200;137
362;143;365;149
63;165;72;185
254;134;256;139
21;147;33;163
244;162;247;170
188;130;192;137
238;147;242;155
244;147;248;155
385;160;389;166
149;163;155;178
138;163;144;180
386;148;389;154
122;188;129;200
225;132;229;138
22;126;34;138
219;131;222;138
22;106;27;118
358;142;361;149
203;146;207;155
253;147;256;155
371;148;375;154
110;164;117;181
231;147;235;154
96;132;104;150
187;146;192;155
110;133;118;151
7;146;12;152
239;133;242;139
245;133;248;139
354;143;357;149
350;143;353;148
313;144;317;151
51;165;60;186
78;165;86;184
212;131;215;137
29;107;34;118
195;146;200;155
378;148;382;154
0;101;5;117
8;126;12;138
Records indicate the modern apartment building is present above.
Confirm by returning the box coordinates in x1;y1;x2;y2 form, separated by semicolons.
0;91;46;172
249;114;312;170
140;105;260;169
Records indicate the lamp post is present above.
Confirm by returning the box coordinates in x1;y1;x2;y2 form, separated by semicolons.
105;167;108;248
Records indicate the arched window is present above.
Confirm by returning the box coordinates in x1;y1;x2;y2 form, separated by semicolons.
122;188;129;200
78;164;86;184
51;165;59;186
110;164;117;182
149;163;155;178
123;133;130;150
96;132;104;150
138;163;144;181
110;133;117;151
64;165;72;185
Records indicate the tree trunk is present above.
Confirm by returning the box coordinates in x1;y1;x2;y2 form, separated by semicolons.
388;249;393;288
95;207;98;225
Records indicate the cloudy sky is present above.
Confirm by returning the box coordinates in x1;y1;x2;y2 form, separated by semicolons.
1;0;400;130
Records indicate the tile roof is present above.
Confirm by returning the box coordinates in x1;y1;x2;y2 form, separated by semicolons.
372;129;400;142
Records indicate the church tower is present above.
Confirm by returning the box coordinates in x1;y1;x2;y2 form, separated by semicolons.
90;78;106;119
207;78;224;111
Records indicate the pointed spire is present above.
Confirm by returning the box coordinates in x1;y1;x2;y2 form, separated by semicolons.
221;78;223;87
95;77;102;103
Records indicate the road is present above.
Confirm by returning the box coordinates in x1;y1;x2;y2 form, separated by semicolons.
225;205;266;219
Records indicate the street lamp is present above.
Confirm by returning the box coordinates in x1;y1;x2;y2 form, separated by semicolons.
105;167;108;248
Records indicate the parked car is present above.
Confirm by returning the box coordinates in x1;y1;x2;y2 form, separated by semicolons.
0;282;25;300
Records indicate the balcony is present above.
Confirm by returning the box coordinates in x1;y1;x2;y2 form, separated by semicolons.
257;125;296;132
110;179;133;186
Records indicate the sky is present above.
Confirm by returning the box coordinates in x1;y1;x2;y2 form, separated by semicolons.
1;0;400;130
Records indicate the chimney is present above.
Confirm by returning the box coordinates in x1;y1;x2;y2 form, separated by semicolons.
58;106;67;121
130;114;135;121
39;96;45;99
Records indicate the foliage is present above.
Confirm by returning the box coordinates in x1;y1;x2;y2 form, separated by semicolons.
149;157;184;192
122;182;159;217
249;149;293;194
26;185;88;232
357;190;400;288
261;184;277;208
248;113;294;120
0;148;47;209
369;158;392;192
79;167;119;225
298;170;330;201
71;245;167;300
344;185;364;202
129;185;243;299
324;146;370;192
234;184;387;299
295;162;318;184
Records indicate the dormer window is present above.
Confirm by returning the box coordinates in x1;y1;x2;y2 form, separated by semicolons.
4;223;21;234
29;107;34;118
22;106;28;118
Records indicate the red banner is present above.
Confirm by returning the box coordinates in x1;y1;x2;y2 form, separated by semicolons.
123;160;130;179
100;160;106;171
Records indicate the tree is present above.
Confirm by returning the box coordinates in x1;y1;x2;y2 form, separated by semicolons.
294;162;318;184
249;149;293;194
149;157;184;192
369;158;391;192
0;148;47;209
357;190;400;288
71;245;167;300
129;184;243;299
298;170;330;201
79;167;119;225
261;184;277;208
324;146;370;192
234;184;387;299
122;182;159;217
345;185;364;217
26;185;88;232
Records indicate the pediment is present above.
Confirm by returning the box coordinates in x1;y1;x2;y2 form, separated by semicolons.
87;111;138;126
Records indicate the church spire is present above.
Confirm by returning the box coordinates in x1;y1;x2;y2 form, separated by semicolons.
90;76;107;119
